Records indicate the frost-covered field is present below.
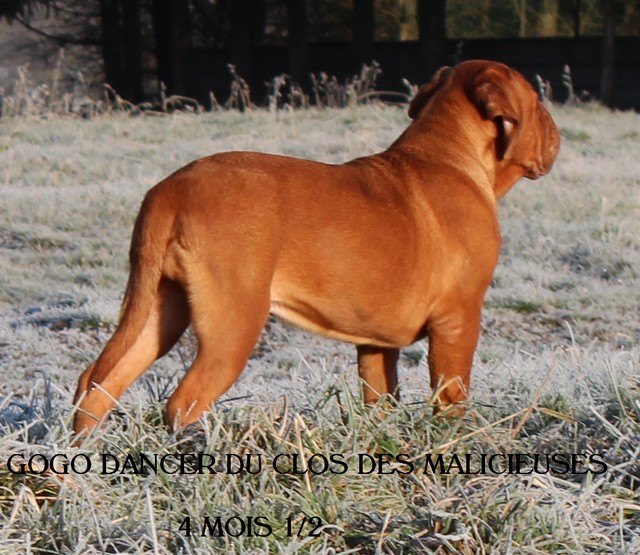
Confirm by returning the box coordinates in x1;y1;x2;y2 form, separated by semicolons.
0;105;638;553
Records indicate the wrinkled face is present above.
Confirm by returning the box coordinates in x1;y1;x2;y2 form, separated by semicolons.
494;68;561;180
409;61;561;193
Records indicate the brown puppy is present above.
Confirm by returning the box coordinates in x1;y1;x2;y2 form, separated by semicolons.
73;60;560;437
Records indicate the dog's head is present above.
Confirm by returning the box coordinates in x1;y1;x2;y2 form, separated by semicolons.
409;60;560;196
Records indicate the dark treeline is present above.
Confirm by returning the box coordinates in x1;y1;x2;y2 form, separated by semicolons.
1;0;638;107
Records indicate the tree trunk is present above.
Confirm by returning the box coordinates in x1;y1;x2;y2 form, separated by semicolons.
99;0;125;94
250;0;267;47
519;0;527;37
285;0;309;87
601;0;615;107
417;0;447;79
99;0;144;102
152;0;189;95
352;0;375;66
573;0;582;37
122;0;144;102
228;0;252;79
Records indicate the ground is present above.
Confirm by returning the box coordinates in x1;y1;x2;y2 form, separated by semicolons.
0;103;638;553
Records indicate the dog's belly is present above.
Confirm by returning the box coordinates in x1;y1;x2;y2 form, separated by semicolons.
268;284;424;348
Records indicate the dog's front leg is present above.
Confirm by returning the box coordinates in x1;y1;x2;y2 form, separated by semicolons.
426;308;482;414
356;345;400;404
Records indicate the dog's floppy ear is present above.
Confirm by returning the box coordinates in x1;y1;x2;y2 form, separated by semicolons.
408;66;452;120
471;69;519;159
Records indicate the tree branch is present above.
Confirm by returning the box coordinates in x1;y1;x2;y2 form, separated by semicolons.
16;15;101;46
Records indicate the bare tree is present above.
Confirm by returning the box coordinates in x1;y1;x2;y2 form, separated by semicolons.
352;0;375;65
99;0;144;101
122;0;143;101
417;0;447;78
226;0;252;79
285;0;309;87
572;0;582;36
220;0;267;82
601;0;615;107
151;0;189;96
0;0;55;21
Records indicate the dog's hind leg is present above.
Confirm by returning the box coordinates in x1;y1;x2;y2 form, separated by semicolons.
73;278;189;436
165;266;271;431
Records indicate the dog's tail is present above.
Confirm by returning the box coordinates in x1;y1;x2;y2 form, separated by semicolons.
84;190;176;384
121;192;173;324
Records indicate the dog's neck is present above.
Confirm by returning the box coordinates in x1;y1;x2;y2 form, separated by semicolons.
390;93;529;201
388;103;499;200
